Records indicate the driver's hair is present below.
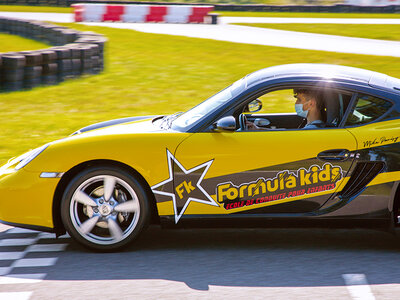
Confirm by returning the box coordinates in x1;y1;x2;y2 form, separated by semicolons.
293;88;326;121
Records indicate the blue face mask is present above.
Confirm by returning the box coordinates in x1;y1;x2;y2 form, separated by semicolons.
295;103;309;118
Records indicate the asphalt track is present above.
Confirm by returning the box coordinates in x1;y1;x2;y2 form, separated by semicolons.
1;225;400;300
1;12;400;57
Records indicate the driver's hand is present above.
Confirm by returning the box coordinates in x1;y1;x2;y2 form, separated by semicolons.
246;121;259;130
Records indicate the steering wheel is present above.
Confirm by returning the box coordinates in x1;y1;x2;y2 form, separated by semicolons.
239;113;248;131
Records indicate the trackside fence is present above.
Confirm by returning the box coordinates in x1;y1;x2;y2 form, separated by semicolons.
0;17;107;92
1;0;400;13
72;3;218;24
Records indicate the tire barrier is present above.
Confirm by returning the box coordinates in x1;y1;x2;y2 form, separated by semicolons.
72;3;218;24
0;17;107;92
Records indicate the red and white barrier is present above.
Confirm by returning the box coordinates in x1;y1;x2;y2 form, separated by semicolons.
72;4;215;24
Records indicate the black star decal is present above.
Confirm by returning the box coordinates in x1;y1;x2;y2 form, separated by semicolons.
151;149;218;223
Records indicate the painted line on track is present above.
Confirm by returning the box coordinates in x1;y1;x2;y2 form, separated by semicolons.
0;227;70;300
342;274;376;300
0;292;32;300
0;273;46;284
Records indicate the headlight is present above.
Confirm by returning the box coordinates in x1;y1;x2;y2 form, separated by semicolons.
14;144;49;170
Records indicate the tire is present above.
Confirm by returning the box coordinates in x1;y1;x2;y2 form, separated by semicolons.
40;50;57;64
71;59;82;75
51;47;72;60
20;51;43;67
42;63;58;76
62;30;78;43
61;166;150;251
2;54;25;69
24;66;42;79
4;69;24;82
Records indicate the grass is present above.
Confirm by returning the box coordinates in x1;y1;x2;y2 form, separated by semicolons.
232;23;400;41
0;33;49;51
1;23;400;164
0;5;72;13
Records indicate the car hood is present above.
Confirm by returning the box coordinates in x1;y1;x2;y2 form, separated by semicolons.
72;115;160;135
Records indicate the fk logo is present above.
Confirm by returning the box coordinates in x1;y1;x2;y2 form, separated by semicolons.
175;181;195;199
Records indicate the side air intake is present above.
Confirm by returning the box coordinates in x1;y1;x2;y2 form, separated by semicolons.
339;161;386;199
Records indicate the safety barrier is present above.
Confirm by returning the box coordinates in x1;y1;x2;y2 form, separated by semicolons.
66;1;400;13
0;0;399;13
0;17;107;92
72;3;218;24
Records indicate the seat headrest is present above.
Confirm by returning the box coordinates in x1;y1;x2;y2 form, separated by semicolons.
323;92;340;126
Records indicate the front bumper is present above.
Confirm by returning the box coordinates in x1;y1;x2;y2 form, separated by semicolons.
0;166;60;229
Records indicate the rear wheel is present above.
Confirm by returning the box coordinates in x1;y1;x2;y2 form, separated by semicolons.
61;166;150;251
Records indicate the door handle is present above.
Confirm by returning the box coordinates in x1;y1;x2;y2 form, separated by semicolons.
317;149;350;162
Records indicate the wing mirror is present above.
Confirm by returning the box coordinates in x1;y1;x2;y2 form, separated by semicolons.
213;116;236;132
246;99;262;113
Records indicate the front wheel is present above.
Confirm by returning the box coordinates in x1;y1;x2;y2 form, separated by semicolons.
61;166;150;251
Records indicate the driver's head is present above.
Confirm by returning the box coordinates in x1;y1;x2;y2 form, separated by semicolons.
293;88;324;119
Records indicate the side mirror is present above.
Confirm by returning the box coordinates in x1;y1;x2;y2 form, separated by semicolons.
213;116;236;132
246;99;262;113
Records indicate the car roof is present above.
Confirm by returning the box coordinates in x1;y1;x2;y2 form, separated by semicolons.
245;64;400;94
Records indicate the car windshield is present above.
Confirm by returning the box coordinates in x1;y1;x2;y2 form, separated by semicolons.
171;78;245;131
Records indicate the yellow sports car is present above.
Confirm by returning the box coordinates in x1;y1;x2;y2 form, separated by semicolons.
0;64;399;251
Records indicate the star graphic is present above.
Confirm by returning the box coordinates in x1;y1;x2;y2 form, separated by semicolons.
151;149;219;223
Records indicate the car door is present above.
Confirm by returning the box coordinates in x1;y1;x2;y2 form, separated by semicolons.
171;127;357;220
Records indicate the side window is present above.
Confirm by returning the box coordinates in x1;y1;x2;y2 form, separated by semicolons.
241;89;301;130
240;88;351;130
345;94;393;126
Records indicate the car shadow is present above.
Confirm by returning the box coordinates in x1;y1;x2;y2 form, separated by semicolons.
42;226;400;290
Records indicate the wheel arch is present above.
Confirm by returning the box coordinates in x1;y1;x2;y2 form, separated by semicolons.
52;159;159;236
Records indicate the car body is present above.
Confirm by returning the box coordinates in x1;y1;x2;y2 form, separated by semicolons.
0;63;399;251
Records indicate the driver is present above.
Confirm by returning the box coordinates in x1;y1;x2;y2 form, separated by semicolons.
293;88;326;129
245;88;326;130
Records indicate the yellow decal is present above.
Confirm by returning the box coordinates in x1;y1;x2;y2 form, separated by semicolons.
217;163;343;210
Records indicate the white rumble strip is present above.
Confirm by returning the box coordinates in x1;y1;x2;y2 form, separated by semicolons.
0;292;33;300
0;227;69;300
342;273;376;300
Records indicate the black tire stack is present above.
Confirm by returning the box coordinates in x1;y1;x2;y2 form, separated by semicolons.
1;54;26;91
0;17;107;92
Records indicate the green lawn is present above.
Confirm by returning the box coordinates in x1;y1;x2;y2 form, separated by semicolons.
233;23;400;41
1;23;400;164
0;5;72;13
0;33;49;51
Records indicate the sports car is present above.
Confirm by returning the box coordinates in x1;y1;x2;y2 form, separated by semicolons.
0;63;399;251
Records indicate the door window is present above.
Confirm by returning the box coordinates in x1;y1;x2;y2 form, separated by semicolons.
345;94;393;126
